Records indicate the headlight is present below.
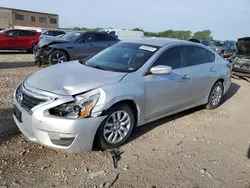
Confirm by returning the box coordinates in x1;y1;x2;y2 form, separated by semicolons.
49;90;105;119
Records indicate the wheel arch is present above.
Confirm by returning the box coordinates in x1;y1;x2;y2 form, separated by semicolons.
51;48;71;61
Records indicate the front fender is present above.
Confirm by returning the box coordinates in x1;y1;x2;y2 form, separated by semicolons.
92;82;146;126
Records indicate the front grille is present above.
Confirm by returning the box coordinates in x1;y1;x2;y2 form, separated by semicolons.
16;85;48;112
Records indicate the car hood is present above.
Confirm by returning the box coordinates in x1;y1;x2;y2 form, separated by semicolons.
25;61;127;96
38;35;69;48
237;37;250;55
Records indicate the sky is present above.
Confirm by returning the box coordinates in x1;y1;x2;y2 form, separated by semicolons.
1;0;250;40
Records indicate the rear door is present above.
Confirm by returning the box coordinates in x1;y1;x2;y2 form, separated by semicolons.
73;33;95;60
1;30;21;49
182;46;219;104
19;30;33;49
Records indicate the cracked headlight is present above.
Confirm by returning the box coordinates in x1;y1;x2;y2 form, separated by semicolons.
49;89;105;119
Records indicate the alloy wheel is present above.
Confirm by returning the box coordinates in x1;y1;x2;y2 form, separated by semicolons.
211;85;223;106
103;110;131;144
52;52;66;64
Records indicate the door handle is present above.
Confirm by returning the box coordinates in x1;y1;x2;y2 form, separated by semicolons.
210;67;217;72
182;74;191;80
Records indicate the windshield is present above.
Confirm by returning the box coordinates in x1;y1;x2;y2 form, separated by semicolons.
61;32;82;41
83;43;159;72
214;41;224;47
201;40;214;46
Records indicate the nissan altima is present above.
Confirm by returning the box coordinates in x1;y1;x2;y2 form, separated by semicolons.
13;38;231;152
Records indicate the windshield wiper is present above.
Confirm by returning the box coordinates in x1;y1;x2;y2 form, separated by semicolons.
87;64;115;72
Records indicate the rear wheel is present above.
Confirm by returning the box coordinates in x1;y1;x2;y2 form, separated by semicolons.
206;81;224;109
27;44;37;54
49;50;68;65
96;104;136;149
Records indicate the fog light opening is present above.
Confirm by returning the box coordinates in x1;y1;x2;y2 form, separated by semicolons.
48;132;76;147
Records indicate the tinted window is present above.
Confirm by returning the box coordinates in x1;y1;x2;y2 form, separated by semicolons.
30;31;36;36
81;34;94;42
207;51;215;62
31;16;35;22
50;18;57;24
15;14;24;20
105;35;117;41
20;30;31;36
6;30;19;36
153;46;182;69
39;17;47;23
184;46;209;66
94;34;108;42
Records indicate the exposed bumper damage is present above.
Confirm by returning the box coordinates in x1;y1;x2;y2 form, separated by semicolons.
230;37;250;80
34;46;53;66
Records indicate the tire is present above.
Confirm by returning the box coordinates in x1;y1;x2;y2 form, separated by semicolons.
27;44;37;54
206;81;224;109
48;50;68;65
95;104;136;150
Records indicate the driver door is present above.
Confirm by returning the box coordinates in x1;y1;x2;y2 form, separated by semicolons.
73;33;96;60
144;46;193;120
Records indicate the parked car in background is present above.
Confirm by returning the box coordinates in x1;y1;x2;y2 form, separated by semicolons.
34;31;120;66
41;29;66;37
222;40;237;57
99;28;145;40
210;40;225;55
39;29;66;41
229;37;250;77
188;38;201;43
13;38;231;151
0;29;40;53
201;40;215;47
0;28;5;31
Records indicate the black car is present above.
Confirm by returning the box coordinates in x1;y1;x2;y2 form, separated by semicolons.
230;37;250;77
34;31;120;66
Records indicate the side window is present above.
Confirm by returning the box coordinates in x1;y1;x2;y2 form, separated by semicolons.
207;50;215;62
185;46;209;66
6;30;19;36
80;34;94;43
105;35;117;41
19;30;31;36
30;31;36;36
153;46;182;69
94;34;107;42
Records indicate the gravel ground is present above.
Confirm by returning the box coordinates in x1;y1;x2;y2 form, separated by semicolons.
0;52;250;188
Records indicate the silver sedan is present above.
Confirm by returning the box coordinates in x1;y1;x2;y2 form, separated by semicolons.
13;38;231;152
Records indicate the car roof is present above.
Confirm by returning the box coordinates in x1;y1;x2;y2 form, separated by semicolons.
122;37;204;47
3;28;37;32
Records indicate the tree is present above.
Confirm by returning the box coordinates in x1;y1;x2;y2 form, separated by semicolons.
132;28;144;32
192;30;213;40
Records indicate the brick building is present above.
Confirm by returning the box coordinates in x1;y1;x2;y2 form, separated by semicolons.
0;7;59;29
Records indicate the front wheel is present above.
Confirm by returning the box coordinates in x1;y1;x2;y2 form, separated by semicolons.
95;104;136;149
206;82;224;109
48;50;68;65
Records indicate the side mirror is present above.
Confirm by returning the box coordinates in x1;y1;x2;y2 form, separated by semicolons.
150;65;172;75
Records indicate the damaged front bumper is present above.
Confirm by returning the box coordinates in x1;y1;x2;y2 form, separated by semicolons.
231;55;250;77
34;46;53;66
